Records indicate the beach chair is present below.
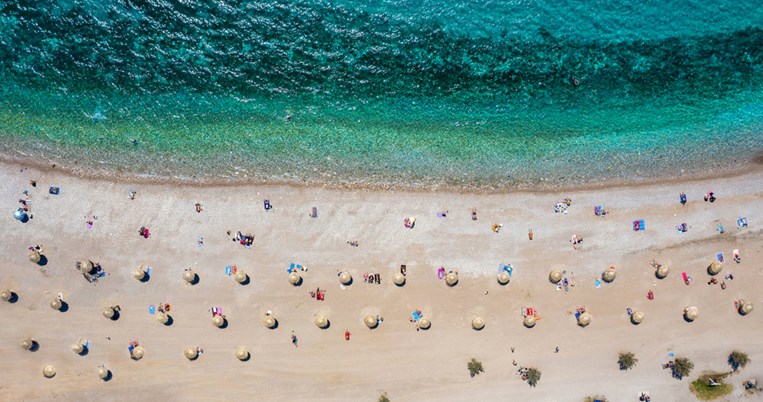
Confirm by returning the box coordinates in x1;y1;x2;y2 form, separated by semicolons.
717;223;725;234
733;249;740;263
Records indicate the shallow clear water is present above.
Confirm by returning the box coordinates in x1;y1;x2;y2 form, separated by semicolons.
0;0;762;189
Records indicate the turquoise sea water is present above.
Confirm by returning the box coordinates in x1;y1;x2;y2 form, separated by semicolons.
0;0;762;189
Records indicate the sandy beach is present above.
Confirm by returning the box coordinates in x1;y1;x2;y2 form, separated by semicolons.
1;160;762;402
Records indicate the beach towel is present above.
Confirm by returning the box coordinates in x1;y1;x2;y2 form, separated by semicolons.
436;212;446;217
49;186;60;195
682;272;689;283
84;340;90;349
128;345;134;352
212;307;222;316
412;311;422;321
264;199;271;210
716;252;725;263
738;217;748;228
310;207;317;218
146;266;152;276
437;267;445;279
99;272;106;278
226;265;232;275
149;305;155;315
733;249;740;259
633;220;645;231
595;279;601;288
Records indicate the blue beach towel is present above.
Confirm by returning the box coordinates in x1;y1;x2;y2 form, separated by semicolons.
146;266;152;276
595;279;601;288
85;340;90;349
128;345;134;352
289;263;295;273
716;252;724;263
575;312;580;319
149;305;155;315
226;265;232;275
412;311;422;321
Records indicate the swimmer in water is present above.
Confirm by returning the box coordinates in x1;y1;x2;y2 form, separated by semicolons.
285;114;292;122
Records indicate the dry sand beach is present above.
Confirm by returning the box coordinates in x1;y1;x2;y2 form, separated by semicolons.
1;160;762;402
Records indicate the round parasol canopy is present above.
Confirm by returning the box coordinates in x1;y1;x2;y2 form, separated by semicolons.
183;270;196;283
631;311;645;324
445;272;458;287
288;272;301;285
157;312;169;324
707;261;722;275
50;298;62;310
418;317;431;330
263;315;277;329
656;265;669;279
524;315;536;328
133;268;146;280
131;346;144;360
577;312;592;327
393;272;406;286
28;251;41;263
184;347;198;360
364;315;378;329
602;269;616;283
21;338;34;350
471;317;485;330
339;271;352;285
72;341;85;354
42;365;56;378
103;307;116;319
314;315;329;329
97;367;109;380
497;271;510;285
236;346;249;361
212;315;225;327
684;306;699;321
549;270;562;284
739;302;753;315
235;271;247;283
1;289;13;301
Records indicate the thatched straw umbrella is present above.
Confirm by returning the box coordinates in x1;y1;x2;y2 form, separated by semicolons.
157;312;170;324
235;271;247;284
288;272;301;286
631;311;645;325
739;302;754;316
42;365;56;378
418;317;431;330
524;315;536;328
339;271;352;285
684;306;699;321
212;315;225;328
393;272;406;286
236;346;249;361
364;315;378;329
103;306;116;319
50;298;62;311
21;337;34;350
131;346;144;360
28;251;41;263
77;261;95;274
263;315;277;329
549;270;562;284
1;289;13;301
445;272;458;287
97;366;109;380
72;340;86;354
183;270;196;284
656;265;669;279
133;267;146;281
602;269;616;283
184;347;199;360
315;315;329;329
497;271;510;285
708;261;722;275
472;317;485;330
577;312;592;327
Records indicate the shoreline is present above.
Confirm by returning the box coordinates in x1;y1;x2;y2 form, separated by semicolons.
1;149;762;195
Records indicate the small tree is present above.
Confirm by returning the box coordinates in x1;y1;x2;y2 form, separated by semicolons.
378;392;390;402
527;367;541;387
729;350;750;371
672;357;694;379
467;358;484;377
618;352;638;371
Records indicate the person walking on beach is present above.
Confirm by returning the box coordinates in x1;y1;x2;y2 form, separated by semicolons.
345;330;351;341
555;346;559;353
291;332;299;348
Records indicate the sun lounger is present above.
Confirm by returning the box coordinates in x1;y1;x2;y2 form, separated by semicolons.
716;252;724;263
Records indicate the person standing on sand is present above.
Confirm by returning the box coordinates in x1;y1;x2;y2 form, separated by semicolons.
291;332;298;348
345;330;351;341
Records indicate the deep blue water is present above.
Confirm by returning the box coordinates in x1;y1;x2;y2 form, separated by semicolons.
0;0;761;188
